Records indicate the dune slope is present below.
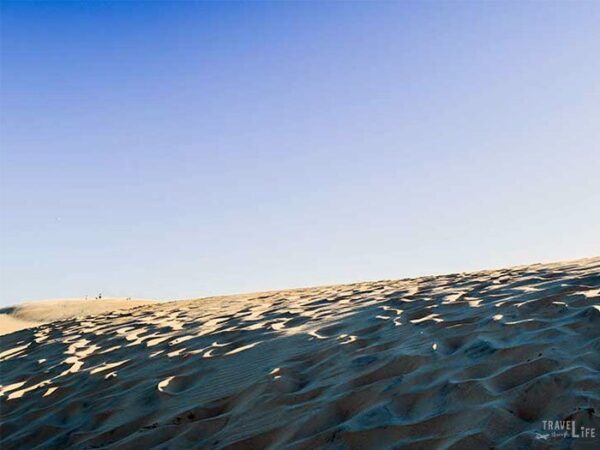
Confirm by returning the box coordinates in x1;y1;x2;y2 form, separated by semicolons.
1;258;599;449
0;298;157;336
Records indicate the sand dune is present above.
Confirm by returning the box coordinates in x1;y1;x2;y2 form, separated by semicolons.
0;315;42;336
0;298;157;336
1;258;599;449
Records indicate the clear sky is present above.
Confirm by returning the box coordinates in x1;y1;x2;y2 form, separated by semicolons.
1;1;599;306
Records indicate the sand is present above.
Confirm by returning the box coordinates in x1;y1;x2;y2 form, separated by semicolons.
1;258;599;449
0;315;42;336
0;298;157;336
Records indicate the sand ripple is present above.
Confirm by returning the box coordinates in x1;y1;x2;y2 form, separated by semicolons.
1;258;599;449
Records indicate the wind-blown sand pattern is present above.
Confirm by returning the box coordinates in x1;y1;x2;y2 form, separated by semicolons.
0;298;157;336
1;258;599;449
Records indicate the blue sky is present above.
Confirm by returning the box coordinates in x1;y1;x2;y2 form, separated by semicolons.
1;1;599;305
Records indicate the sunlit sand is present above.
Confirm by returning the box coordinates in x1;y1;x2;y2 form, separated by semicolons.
0;298;157;336
1;258;599;448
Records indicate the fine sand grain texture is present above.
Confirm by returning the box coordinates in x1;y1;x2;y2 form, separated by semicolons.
1;258;599;449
